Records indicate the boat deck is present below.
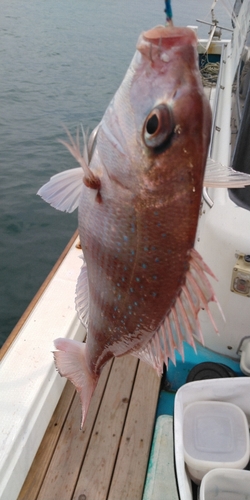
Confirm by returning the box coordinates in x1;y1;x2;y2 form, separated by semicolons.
18;354;161;500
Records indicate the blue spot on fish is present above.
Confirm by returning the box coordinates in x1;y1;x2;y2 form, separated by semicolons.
144;246;148;252
155;257;160;263
123;235;128;242
136;277;140;282
142;263;147;269
130;287;134;293
161;233;166;238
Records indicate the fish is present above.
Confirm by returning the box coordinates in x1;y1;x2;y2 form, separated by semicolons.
38;25;250;428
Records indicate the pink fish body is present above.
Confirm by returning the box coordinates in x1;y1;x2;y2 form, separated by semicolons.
38;26;216;427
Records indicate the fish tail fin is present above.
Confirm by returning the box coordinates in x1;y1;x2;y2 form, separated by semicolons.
53;338;98;429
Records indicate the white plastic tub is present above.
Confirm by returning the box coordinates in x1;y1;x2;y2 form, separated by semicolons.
183;401;250;483
174;377;250;500
200;468;250;500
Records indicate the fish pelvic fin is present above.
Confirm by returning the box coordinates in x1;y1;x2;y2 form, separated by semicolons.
75;264;89;329
132;249;222;375
53;338;98;429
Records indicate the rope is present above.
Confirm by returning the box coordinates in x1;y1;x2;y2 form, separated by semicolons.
200;61;220;87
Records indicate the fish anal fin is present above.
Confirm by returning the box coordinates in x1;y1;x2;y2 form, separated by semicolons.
132;249;221;373
53;338;97;429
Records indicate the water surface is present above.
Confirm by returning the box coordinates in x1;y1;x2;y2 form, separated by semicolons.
0;0;231;346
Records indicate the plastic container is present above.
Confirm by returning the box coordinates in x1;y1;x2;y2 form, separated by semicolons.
200;468;250;500
183;401;250;483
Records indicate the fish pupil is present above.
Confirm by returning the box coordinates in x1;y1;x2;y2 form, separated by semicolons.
146;114;159;135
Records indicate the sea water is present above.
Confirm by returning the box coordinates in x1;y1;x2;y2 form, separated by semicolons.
0;0;231;346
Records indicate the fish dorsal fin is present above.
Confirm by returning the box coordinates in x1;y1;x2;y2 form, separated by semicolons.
132;249;222;375
75;264;89;329
37;126;101;212
204;157;250;188
37;167;83;212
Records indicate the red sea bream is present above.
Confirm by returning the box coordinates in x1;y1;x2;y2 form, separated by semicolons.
38;26;223;427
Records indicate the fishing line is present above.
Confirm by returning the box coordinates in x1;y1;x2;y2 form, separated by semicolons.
220;0;240;29
164;0;173;26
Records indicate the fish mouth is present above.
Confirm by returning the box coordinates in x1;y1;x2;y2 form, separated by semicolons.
142;25;197;47
136;25;197;58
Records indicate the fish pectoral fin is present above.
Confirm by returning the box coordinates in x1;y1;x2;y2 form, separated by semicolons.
59;126;101;191
53;338;98;429
204;157;250;188
37;167;83;212
37;125;102;212
75;264;89;328
132;248;222;374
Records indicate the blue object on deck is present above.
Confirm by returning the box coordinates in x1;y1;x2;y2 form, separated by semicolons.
156;341;244;418
168;342;243;391
142;415;179;500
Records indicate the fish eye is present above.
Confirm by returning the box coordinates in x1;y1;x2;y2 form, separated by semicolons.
143;104;174;148
146;114;159;135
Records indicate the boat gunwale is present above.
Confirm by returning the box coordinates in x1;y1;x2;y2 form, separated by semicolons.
0;229;79;361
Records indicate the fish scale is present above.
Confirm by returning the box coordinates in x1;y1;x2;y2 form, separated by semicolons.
82;192;196;366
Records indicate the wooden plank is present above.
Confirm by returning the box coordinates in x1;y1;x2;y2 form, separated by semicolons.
107;361;161;500
17;381;76;500
36;360;113;500
72;355;139;500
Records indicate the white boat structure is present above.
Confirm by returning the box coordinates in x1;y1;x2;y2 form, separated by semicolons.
1;1;250;498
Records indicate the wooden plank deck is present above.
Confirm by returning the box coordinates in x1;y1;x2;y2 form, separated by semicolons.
18;354;161;500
